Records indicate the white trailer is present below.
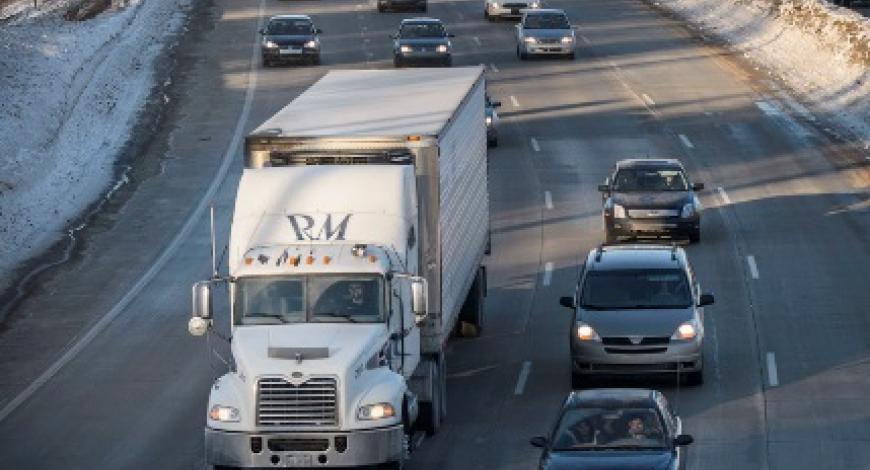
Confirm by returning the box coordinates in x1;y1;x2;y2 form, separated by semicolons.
189;67;489;469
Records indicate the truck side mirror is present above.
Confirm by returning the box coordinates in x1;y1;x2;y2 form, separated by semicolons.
699;293;714;306
192;281;213;319
559;296;576;309
411;278;428;323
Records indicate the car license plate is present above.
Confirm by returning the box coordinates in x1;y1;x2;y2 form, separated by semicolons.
279;48;302;55
284;454;314;466
511;8;520;14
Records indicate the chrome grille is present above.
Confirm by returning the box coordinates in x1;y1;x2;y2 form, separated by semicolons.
257;377;338;427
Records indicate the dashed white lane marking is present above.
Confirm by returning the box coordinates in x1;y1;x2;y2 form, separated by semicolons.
766;352;779;387
608;60;618;68
473;36;482;46
678;134;694;149
544;190;553;210
364;38;370;43
641;93;655;106
0;0;270;426
530;137;540;152
514;361;532;395
747;255;760;280
366;52;374;58
448;364;499;379
543;262;554;286
755;100;781;116
457;11;465;19
490;63;500;73
580;35;591;44
510;95;520;107
716;187;731;205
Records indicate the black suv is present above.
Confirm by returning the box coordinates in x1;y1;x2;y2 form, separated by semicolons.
599;159;703;243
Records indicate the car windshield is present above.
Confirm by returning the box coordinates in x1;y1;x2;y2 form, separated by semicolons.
266;19;312;35
612;168;688;192
552;407;668;451
524;14;570;29
233;275;384;325
400;23;446;38
580;269;692;309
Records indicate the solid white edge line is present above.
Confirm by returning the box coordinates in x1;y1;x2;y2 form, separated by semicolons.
530;137;540;152
766;352;779;387
490;63;499;73
641;93;655;106
510;95;520;107
678;134;694;149
544;190;553;210
580;35;591;44
514;361;532;395
716;186;731;205
747;255;760;280
542;262;553;286
473;36;481;46
0;0;267;424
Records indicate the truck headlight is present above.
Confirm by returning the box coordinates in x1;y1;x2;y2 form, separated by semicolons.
524;37;537;44
671;321;698;340
358;403;396;420
680;203;696;218
561;36;574;44
576;322;601;342
613;204;627;218
208;405;241;422
400;45;412;53
436;44;449;53
263;40;278;49
304;40;318;49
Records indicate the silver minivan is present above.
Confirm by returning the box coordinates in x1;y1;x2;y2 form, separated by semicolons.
560;245;714;387
516;9;576;60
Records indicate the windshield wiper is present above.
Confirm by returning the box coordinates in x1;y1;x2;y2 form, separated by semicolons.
315;312;360;323
245;313;289;323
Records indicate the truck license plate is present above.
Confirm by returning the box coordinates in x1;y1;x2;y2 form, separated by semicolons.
284;454;314;466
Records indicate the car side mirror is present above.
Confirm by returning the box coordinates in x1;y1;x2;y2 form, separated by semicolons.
699;293;714;306
530;436;548;448
259;28;266;35
390;33;398;39
673;434;694;446
692;182;705;191
597;184;609;192
315;28;323;34
448;33;456;37
492;101;502;107
559;296;576;309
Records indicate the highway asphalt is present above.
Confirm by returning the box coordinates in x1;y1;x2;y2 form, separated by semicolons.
0;0;867;469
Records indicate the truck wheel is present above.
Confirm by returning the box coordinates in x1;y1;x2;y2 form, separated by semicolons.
571;372;583;390
459;268;486;337
418;358;443;435
689;228;700;243
683;369;704;386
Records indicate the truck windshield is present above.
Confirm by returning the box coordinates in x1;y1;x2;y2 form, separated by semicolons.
234;275;384;325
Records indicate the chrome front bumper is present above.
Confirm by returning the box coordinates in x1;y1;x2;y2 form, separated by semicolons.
205;425;404;468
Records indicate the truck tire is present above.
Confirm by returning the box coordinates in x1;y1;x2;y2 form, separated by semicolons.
689;228;700;243
459;268;486;337
683;369;704;386
418;357;443;435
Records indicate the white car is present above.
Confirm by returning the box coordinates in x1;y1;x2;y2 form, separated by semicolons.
484;0;540;21
516;9;576;60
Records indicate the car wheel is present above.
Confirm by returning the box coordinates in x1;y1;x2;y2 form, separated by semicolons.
571;372;583;390
689;228;701;243
311;55;321;66
378;4;385;12
393;56;402;68
419;4;427;12
443;57;452;67
566;52;575;60
487;138;497;147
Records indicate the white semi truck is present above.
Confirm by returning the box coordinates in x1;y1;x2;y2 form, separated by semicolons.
188;67;489;469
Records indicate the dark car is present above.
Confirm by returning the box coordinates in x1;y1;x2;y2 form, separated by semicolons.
378;0;427;12
259;15;322;66
485;94;501;147
392;18;454;67
599;159;703;243
531;389;693;470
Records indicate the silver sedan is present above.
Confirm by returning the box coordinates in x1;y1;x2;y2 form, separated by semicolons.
516;9;576;60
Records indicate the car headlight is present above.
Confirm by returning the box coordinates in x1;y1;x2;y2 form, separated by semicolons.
263;40;278;48
358;403;396;420
576;322;601;342
400;45;412;53
304;40;318;49
530;1;540;7
491;2;499;8
612;204;627;218
208;405;241;422
524;37;537;44
680;203;696;218
671;321;698;341
436;44;449;53
561;36;574;44
485;116;493;126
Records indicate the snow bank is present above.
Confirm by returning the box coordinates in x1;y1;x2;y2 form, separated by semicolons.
0;0;192;292
651;0;870;142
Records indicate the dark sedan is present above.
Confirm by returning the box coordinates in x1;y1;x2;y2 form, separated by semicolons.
599;159;703;243
259;15;322;66
378;0;427;12
531;389;693;470
392;18;454;67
